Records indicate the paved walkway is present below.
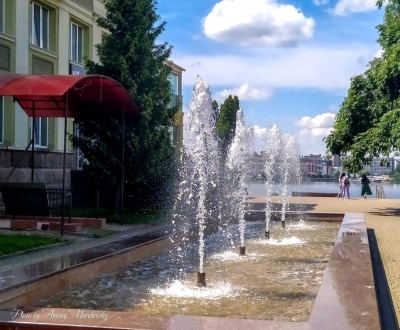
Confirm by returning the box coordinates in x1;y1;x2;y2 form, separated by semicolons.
0;222;169;286
251;194;400;321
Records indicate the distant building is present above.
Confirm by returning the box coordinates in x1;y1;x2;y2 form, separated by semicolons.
302;162;317;173
331;154;344;167
300;154;322;163
300;154;323;174
362;158;395;175
322;163;332;176
394;159;400;170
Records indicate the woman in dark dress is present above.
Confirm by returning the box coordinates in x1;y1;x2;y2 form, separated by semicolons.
361;174;372;199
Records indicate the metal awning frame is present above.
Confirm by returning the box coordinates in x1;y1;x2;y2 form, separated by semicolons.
0;74;139;235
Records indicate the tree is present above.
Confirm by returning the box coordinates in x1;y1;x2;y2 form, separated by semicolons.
72;0;176;212
212;100;220;123
359;169;370;176
325;0;400;172
391;164;400;182
216;95;240;160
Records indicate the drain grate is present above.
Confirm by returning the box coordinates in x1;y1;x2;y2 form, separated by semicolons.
368;228;399;330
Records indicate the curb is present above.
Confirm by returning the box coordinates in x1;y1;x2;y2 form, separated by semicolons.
0;241;72;261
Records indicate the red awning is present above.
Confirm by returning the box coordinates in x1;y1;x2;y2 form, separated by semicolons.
0;74;139;118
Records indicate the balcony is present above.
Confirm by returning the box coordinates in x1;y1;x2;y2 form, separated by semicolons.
73;0;93;11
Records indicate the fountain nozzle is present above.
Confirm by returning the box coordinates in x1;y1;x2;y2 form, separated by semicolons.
265;231;270;239
281;221;285;229
239;246;246;256
197;272;206;287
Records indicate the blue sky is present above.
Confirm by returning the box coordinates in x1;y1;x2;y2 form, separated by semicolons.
157;0;384;155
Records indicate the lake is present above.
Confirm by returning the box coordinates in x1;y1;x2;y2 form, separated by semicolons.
247;180;400;199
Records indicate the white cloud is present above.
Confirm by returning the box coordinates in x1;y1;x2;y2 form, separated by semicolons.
172;43;378;90
294;113;335;154
374;49;383;58
330;0;377;16
298;127;333;137
296;113;336;129
297;129;333;154
203;0;315;47
314;0;329;5
218;84;273;100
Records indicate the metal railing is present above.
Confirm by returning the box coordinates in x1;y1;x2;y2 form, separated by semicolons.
46;189;73;220
375;185;386;199
0;189;72;220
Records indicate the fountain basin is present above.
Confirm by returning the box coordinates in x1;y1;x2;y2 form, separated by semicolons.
0;213;380;329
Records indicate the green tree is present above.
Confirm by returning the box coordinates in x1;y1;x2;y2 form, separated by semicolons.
325;0;400;172
391;164;400;182
359;169;370;176
216;95;240;160
212;100;220;123
72;0;175;212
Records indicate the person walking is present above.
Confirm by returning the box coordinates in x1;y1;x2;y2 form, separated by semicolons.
337;172;346;198
361;174;372;199
342;173;351;199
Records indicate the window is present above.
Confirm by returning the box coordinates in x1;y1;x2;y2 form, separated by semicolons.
71;22;83;63
168;73;179;108
31;117;48;147
0;0;4;33
0;45;10;71
31;2;49;50
168;73;178;95
0;96;4;144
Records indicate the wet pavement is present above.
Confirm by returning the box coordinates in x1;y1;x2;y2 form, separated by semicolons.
0;222;169;291
0;212;381;329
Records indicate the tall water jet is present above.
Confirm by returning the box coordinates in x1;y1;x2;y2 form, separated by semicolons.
264;124;281;237
185;76;219;286
227;109;249;255
280;133;298;228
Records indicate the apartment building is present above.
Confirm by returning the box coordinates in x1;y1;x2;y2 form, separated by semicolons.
362;158;395;176
0;0;184;186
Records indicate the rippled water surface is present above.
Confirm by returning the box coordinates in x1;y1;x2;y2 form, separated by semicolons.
37;221;340;321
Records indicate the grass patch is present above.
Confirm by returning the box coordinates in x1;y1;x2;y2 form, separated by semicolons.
0;234;64;257
70;208;166;226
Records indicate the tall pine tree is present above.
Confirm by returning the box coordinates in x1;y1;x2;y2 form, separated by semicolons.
217;95;240;161
72;0;176;212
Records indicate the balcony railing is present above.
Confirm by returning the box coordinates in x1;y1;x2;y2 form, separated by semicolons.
72;0;94;11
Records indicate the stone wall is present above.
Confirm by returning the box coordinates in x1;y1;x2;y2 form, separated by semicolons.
0;149;74;188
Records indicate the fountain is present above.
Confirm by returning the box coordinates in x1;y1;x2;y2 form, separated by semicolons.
280;133;299;229
32;77;340;320
264;124;281;237
226;109;249;255
184;76;219;286
2;76;379;330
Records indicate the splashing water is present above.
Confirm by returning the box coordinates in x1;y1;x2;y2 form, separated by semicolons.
210;250;261;261
259;236;304;246
281;134;299;224
227;109;249;250
185;76;219;273
150;280;242;299
264;124;282;234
